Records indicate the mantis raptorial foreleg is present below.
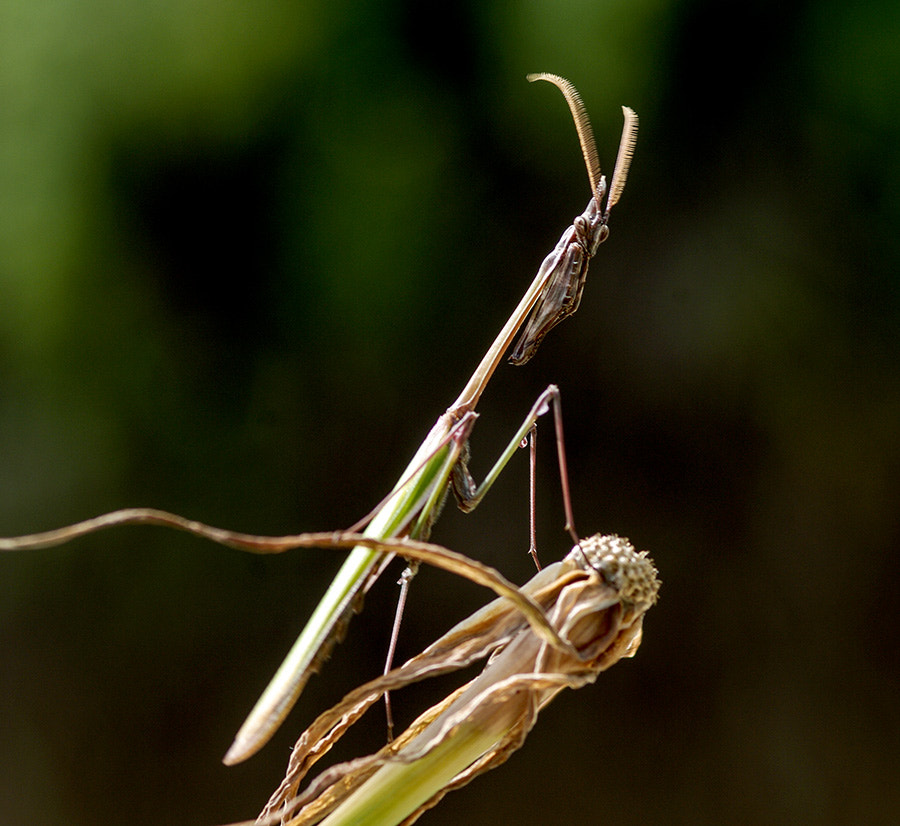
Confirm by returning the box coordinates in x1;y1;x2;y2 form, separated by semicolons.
449;385;578;551
381;383;576;738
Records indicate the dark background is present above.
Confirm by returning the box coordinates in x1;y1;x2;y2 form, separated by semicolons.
2;1;898;824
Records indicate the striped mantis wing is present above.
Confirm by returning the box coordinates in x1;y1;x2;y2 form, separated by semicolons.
507;201;597;366
257;534;659;826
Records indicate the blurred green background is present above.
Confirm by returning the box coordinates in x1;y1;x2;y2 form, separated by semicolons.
2;1;898;824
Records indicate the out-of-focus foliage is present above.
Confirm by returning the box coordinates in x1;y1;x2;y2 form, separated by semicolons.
2;1;898;824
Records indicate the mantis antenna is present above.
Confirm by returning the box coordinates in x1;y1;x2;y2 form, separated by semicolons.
527;73;604;205
607;106;639;213
526;73;638;217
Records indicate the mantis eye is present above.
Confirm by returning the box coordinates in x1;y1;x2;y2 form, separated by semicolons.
588;223;610;255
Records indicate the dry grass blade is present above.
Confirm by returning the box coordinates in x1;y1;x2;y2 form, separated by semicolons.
0;508;571;655
257;534;659;826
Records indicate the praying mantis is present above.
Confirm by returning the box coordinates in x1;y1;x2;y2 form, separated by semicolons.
0;74;639;770
216;74;638;766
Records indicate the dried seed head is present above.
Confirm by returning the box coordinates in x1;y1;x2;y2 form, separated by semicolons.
575;533;660;611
